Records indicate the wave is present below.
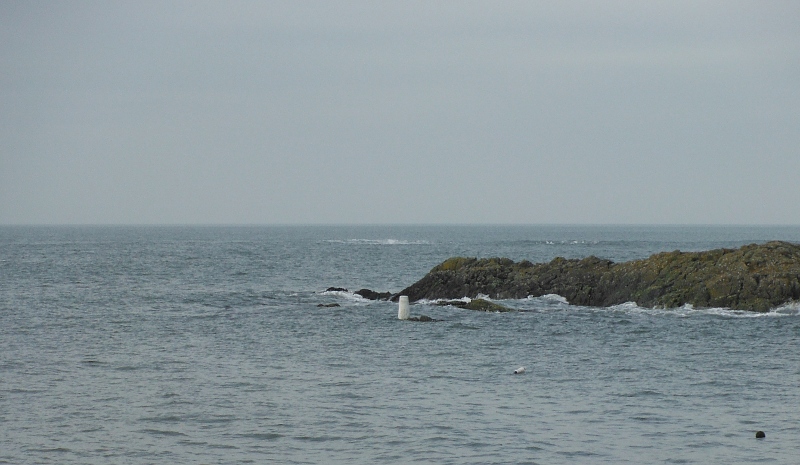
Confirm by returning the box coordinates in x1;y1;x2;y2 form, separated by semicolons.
545;240;600;245
606;301;799;318
380;292;799;318
416;297;472;305
324;239;430;245
319;289;371;303
527;294;569;304
511;239;603;246
494;296;799;318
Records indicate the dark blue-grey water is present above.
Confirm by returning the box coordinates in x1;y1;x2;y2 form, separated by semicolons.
2;225;799;464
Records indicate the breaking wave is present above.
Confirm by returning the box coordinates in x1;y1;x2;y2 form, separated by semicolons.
416;297;472;306
528;294;569;304
436;296;800;318
606;301;800;318
319;289;371;303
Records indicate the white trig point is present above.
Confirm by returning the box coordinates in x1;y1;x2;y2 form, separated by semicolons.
398;295;410;320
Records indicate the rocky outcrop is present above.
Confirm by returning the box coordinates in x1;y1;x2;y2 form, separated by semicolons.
397;241;800;312
324;287;394;300
354;289;393;300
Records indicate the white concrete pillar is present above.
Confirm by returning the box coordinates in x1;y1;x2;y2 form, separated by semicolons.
398;295;410;320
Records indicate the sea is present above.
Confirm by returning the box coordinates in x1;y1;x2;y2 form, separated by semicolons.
1;224;799;465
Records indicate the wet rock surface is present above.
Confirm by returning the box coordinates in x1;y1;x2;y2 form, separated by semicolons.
323;287;393;301
396;241;800;312
354;289;393;300
436;298;514;312
324;287;349;293
406;315;438;322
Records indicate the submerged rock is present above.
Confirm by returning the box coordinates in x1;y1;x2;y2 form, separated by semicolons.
407;315;438;322
317;303;341;308
397;241;800;312
437;298;514;312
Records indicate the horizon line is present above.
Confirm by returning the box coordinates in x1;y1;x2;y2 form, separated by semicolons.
1;222;799;228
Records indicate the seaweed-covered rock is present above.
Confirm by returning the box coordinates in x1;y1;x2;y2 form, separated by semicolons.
398;241;800;312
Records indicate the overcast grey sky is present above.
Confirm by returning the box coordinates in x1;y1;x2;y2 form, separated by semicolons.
2;1;799;225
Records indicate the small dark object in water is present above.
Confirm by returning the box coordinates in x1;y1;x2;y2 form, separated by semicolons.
407;315;437;322
756;431;765;439
436;298;514;312
317;303;341;308
325;287;348;292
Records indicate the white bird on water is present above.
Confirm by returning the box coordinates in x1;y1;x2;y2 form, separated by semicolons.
513;366;526;374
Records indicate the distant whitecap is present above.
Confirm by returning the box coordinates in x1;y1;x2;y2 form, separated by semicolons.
324;239;430;245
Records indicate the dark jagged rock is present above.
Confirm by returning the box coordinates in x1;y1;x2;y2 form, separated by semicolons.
463;299;514;312
325;287;349;293
436;298;514;312
354;288;393;300
397;241;800;312
323;287;392;300
317;303;341;308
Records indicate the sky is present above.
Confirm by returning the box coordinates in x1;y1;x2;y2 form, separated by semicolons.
1;1;799;225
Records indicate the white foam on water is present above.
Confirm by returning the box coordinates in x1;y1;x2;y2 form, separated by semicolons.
531;294;569;304
417;296;471;305
319;289;371;303
416;295;800;318
769;301;800;316
608;301;642;312
604;301;800;318
543;240;600;246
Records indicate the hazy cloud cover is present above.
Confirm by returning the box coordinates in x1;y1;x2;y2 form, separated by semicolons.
2;1;799;224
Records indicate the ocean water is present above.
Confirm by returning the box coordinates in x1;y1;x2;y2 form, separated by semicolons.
1;225;799;464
